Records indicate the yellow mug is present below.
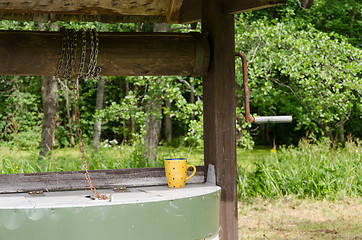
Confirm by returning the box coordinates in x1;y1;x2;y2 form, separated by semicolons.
164;158;196;188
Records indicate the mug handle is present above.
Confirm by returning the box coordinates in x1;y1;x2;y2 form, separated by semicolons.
186;164;196;182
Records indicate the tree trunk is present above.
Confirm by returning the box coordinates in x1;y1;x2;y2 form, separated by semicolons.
142;23;169;163
143;93;163;163
164;97;172;142
57;79;76;146
92;76;105;150
190;83;195;120
39;76;58;159
123;78;130;143
322;123;334;141
338;116;345;143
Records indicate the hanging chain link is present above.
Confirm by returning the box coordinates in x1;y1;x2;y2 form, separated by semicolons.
73;80;108;200
76;29;87;80
55;27;66;79
56;28;107;200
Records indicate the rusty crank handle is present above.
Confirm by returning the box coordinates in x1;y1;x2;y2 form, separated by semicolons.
235;52;293;124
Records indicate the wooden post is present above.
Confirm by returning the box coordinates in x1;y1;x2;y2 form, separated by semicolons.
202;0;238;239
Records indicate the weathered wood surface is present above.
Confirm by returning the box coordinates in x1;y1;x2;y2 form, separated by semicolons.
0;0;288;23
175;0;287;24
0;12;168;23
0;166;204;194
224;0;286;14
0;0;181;23
0;0;168;16
0;31;209;77
202;0;238;239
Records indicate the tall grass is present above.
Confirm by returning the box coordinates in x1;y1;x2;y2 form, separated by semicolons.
2;138;361;200
0;145;196;174
238;138;362;200
0;145;163;174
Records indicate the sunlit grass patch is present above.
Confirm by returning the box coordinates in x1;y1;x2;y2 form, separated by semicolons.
238;197;362;239
237;138;362;199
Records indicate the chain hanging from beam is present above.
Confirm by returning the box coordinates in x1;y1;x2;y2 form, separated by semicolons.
56;27;107;200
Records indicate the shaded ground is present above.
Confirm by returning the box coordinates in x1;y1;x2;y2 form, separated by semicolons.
238;197;362;239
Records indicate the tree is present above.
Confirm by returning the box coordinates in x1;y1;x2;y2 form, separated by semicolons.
242;0;362;48
235;17;362;141
39;76;58;158
92;76;105;150
142;23;170;163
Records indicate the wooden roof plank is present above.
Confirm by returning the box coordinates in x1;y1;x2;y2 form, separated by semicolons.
224;0;287;15
178;0;287;24
0;0;287;23
0;0;169;16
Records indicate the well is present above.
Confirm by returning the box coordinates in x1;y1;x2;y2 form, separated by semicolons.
0;183;220;240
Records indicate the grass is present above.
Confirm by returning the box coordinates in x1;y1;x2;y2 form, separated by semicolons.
237;138;362;200
238;197;362;239
0;144;270;174
1;140;361;239
1;138;361;200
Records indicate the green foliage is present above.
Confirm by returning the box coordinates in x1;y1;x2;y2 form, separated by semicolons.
235;17;362;140
1;4;361;150
0;77;43;149
243;0;362;48
238;138;362;199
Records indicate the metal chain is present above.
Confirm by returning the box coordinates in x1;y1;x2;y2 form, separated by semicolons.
63;29;72;79
73;80;108;200
92;30;100;76
69;29;77;78
86;30;95;79
55;27;66;79
56;28;107;200
76;29;87;80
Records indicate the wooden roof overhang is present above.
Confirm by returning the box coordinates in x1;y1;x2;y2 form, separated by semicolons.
0;0;287;24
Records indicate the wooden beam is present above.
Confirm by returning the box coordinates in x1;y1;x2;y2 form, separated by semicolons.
224;0;287;15
178;0;286;24
178;0;202;24
0;31;209;77
0;166;205;194
0;0;169;16
202;0;238;239
0;0;185;23
0;0;287;24
0;12;168;23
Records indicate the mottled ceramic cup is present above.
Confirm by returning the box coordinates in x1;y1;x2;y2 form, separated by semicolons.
164;158;196;188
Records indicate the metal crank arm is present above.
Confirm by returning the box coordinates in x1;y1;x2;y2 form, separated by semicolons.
235;52;293;124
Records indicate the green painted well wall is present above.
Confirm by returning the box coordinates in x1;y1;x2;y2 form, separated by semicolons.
0;184;220;240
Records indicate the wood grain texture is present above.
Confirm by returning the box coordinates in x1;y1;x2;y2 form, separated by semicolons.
0;12;168;23
178;0;201;24
224;0;287;14
0;0;169;16
0;166;204;193
166;0;184;23
0;0;177;23
0;31;209;77
178;0;286;24
0;0;287;23
202;0;238;239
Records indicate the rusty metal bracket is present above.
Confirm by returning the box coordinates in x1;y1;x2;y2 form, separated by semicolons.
235;52;293;124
